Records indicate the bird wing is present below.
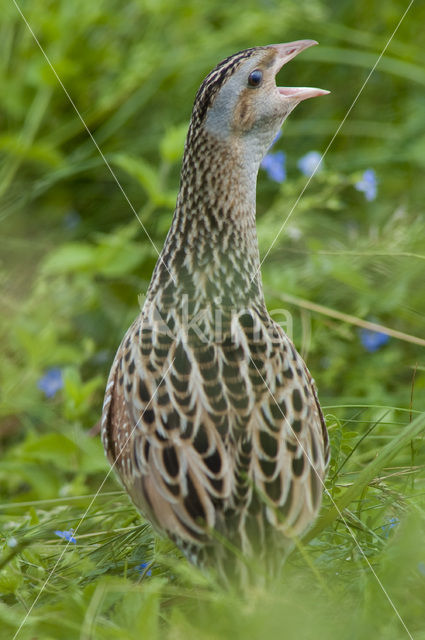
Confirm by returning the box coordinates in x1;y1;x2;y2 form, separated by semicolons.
102;314;233;544
247;324;328;539
216;311;328;546
101;308;328;548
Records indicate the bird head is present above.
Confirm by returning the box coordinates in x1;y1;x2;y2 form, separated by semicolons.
192;40;329;167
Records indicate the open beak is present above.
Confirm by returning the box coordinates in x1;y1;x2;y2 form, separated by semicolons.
272;39;330;102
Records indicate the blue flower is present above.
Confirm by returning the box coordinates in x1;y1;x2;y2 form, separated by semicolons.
37;368;63;398
55;528;76;543
270;130;282;147
63;209;81;230
136;562;152;577
360;328;390;352
381;517;399;538
297;150;322;177
418;562;425;577
355;169;377;201
261;151;286;183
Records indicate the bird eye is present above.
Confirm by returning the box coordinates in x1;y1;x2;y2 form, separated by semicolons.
248;69;263;87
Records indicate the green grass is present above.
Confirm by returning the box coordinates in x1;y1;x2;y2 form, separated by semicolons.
1;0;425;637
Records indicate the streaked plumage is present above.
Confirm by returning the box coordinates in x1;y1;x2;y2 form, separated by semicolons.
101;40;330;583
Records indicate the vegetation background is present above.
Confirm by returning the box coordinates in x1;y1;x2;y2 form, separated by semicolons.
1;0;424;638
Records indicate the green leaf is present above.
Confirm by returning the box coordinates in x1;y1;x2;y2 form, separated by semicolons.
159;123;188;163
19;432;78;466
63;367;104;421
0;565;22;595
0;134;63;167
307;411;425;540
42;243;97;275
111;153;176;208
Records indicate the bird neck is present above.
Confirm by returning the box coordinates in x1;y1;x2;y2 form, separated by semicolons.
146;128;266;318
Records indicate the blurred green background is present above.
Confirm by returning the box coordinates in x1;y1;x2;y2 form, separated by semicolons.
1;0;424;638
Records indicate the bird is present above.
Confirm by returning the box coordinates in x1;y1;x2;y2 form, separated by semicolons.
101;39;330;585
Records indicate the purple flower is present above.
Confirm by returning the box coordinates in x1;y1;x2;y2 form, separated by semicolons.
37;368;63;398
381;517;399;538
261;151;286;183
360;328;390;352
355;169;377;201
297;150;322;177
55;529;76;543
136;562;152;577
